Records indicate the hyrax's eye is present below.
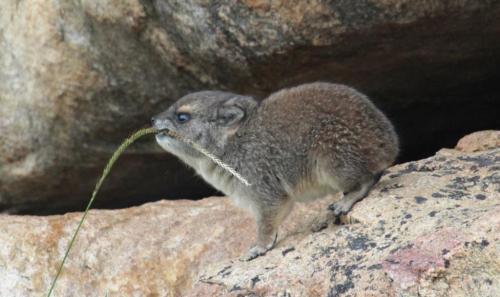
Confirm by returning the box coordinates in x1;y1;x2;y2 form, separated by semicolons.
175;112;191;123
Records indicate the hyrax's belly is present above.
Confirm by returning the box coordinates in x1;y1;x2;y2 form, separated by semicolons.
283;164;343;202
292;184;339;202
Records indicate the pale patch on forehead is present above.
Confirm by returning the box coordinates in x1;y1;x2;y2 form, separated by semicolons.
176;104;193;113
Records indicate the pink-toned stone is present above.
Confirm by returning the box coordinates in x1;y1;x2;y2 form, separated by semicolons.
0;195;331;296
455;130;500;152
384;229;465;289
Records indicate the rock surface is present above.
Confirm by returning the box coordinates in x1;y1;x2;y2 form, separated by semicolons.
0;193;331;297
455;130;500;153
0;131;498;296
1;1;500;213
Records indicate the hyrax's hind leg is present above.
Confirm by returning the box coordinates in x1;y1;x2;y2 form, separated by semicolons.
328;172;381;217
241;198;293;261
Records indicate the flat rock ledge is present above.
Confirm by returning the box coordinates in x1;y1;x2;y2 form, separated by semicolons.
0;131;498;297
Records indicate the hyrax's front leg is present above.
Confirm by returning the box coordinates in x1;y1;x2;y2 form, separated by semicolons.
241;198;293;261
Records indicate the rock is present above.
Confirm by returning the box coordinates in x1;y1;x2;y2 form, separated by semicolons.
1;1;500;213
0;196;331;297
0;198;244;296
0;134;498;296
455;130;500;152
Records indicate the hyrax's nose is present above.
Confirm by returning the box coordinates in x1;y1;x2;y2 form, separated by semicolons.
151;117;158;127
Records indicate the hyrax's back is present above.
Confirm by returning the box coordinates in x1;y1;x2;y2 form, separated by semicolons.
256;82;399;189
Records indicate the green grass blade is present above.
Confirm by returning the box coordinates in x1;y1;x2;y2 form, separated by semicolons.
46;127;157;297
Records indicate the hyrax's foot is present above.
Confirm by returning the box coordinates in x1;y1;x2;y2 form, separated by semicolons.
240;233;277;261
329;180;374;216
240;245;269;261
310;210;336;232
328;199;356;216
310;219;329;232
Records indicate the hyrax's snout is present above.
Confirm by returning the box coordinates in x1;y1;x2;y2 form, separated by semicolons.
151;115;172;131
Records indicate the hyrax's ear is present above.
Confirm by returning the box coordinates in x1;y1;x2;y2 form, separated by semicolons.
217;96;257;126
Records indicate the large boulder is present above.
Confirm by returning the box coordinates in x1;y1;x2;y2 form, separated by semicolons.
0;131;498;296
1;1;499;212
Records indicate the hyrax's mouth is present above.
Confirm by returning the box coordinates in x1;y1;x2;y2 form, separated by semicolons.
154;128;184;149
155;128;181;140
155;128;171;137
154;127;176;137
152;127;170;142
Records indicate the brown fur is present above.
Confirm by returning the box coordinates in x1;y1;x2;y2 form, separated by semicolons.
153;82;399;260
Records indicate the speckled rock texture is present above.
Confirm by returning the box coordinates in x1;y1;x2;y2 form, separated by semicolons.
455;130;500;153
0;131;498;296
1;1;500;213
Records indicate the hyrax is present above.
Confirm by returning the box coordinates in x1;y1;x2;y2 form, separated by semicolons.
152;82;398;260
